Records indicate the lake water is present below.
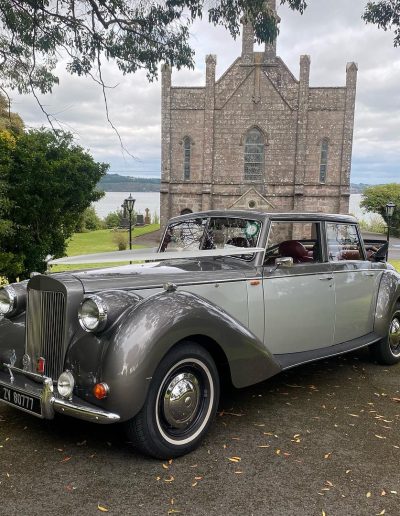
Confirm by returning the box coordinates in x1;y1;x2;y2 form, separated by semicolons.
94;192;378;223
94;192;161;219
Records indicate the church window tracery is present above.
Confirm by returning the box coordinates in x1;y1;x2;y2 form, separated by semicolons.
244;128;264;181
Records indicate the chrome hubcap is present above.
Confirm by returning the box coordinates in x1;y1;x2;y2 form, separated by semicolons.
389;316;400;356
163;373;200;429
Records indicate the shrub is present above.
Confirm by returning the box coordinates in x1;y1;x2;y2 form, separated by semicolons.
104;210;123;228
75;206;104;232
112;230;128;251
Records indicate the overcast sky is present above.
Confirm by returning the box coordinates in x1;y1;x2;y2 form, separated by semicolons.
11;0;400;184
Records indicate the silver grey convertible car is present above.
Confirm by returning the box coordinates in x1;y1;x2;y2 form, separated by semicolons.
0;211;399;458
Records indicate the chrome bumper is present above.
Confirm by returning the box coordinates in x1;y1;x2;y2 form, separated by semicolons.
0;364;120;424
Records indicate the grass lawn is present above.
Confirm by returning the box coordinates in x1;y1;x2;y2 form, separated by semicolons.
66;224;160;256
51;224;160;273
390;260;400;271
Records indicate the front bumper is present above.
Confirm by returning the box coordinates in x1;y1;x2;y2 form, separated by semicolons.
0;364;120;424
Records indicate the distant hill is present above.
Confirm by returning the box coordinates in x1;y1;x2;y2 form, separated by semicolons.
98;174;372;194
350;183;371;194
98;174;160;192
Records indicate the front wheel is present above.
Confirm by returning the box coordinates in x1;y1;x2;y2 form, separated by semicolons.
370;304;400;365
124;342;220;459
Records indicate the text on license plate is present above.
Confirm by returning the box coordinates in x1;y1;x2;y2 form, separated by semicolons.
0;385;41;415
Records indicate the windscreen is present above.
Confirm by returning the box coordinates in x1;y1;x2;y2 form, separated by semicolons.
160;217;262;258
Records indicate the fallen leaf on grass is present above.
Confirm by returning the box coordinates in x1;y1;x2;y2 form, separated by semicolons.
97;504;109;512
192;482;198;487
167;510;181;514
162;463;169;470
367;492;372;498
375;435;386;440
324;453;332;459
164;475;175;482
60;457;71;463
376;510;385;515
194;476;202;480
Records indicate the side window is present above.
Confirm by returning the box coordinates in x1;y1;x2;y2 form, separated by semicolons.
183;136;191;180
319;139;328;183
264;221;322;266
326;223;364;261
244;127;264;181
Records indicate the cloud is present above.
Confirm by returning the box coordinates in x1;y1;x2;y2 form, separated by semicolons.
8;0;400;183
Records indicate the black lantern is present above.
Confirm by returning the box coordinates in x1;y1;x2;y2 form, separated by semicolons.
385;202;396;261
124;193;136;254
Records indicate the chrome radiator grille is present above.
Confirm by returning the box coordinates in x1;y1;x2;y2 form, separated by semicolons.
26;289;66;379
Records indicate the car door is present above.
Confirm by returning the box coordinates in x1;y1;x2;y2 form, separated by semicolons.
326;222;382;344
262;220;335;355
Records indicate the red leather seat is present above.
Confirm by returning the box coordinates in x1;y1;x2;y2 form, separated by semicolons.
279;240;314;263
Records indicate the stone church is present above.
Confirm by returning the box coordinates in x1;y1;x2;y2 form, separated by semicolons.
160;3;358;226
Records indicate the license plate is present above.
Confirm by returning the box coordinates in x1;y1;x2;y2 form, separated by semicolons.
0;385;42;416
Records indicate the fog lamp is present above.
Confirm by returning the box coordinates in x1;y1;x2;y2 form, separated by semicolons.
57;371;75;399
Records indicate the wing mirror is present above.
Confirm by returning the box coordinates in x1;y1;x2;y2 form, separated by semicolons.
275;257;294;268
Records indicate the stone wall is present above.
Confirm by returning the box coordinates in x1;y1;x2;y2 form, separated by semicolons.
160;19;357;227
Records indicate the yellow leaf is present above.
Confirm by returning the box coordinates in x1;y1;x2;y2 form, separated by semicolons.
97;504;109;512
375;435;386;439
322;511;326;516
164;475;175;482
377;510;385;515
228;457;241;462
324;452;332;459
367;492;372;498
346;470;351;474
192;482;198;487
162;463;169;470
276;449;281;455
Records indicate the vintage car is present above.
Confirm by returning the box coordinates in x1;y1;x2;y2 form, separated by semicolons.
0;211;399;459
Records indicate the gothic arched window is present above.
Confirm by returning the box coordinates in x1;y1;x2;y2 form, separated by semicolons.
183;136;191;180
244;128;264;181
319;139;329;183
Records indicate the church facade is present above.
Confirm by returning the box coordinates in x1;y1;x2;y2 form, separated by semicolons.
160;9;358;226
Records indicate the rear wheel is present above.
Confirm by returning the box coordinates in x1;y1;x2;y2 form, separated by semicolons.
370;304;400;365
125;342;220;459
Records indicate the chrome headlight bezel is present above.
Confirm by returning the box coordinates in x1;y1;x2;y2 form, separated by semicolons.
0;285;17;316
78;294;108;332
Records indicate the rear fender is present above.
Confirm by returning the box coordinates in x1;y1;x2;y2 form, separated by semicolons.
374;269;400;337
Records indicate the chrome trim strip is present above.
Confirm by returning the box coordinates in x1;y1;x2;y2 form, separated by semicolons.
53;398;120;423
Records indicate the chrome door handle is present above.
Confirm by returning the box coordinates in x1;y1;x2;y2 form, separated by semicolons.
319;276;333;281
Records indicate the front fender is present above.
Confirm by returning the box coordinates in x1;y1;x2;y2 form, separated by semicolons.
99;290;281;422
374;269;400;336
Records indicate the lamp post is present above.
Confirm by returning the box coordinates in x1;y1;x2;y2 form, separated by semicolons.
385;202;396;261
124;193;136;254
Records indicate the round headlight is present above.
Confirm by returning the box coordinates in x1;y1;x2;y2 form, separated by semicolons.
78;295;108;332
57;371;75;399
0;286;16;316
